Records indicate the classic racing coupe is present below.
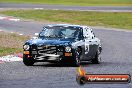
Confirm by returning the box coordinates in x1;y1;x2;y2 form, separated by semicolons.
23;24;102;66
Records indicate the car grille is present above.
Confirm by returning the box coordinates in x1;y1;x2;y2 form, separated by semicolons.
38;45;56;54
36;45;64;55
31;44;64;55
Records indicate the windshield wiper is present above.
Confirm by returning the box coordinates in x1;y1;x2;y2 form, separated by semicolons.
45;35;63;38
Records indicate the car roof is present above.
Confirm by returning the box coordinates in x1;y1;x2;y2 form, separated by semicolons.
45;24;87;28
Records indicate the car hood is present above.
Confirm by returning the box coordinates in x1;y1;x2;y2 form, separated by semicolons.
25;38;76;46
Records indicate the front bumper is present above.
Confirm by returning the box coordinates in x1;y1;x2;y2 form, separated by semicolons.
35;54;61;61
23;51;73;62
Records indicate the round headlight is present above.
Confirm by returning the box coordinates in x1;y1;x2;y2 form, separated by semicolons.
65;46;71;52
23;45;30;50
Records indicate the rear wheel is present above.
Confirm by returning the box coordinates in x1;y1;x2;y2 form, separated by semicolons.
91;50;101;64
23;54;35;66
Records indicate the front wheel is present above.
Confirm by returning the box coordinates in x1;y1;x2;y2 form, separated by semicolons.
73;51;81;67
23;54;35;66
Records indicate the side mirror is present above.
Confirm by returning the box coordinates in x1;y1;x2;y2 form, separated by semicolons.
32;33;39;39
34;33;39;37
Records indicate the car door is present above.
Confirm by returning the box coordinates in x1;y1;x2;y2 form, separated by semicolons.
82;27;98;61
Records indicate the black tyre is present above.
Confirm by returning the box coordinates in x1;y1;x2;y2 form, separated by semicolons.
73;51;81;67
91;50;101;64
23;55;35;66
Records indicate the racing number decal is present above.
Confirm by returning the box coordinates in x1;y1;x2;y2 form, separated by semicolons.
85;43;89;54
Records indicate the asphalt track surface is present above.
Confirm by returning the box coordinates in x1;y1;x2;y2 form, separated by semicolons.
0;3;132;88
0;18;132;88
0;3;132;12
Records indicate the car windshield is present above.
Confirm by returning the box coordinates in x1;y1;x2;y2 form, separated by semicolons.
39;26;81;39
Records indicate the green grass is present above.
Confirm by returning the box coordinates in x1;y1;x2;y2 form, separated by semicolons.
0;10;132;29
0;32;29;56
0;47;21;56
0;0;132;6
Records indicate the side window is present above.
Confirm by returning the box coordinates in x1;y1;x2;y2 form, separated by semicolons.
83;27;94;39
